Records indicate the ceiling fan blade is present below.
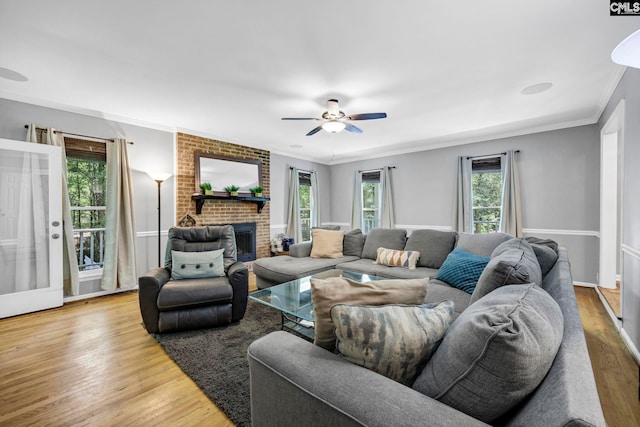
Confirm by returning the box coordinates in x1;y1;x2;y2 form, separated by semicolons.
346;112;387;121
282;117;320;120
306;125;324;136
344;123;363;134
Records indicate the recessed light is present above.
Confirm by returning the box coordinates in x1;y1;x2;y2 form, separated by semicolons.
290;144;303;149
0;67;28;82
520;82;552;95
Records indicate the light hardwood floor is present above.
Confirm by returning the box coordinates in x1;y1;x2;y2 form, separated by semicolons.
0;284;638;426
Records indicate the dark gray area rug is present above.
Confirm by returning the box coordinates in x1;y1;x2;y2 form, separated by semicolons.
154;300;281;427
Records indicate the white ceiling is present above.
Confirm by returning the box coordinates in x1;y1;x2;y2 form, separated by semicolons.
1;1;638;164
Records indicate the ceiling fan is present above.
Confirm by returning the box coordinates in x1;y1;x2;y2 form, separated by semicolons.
282;99;387;136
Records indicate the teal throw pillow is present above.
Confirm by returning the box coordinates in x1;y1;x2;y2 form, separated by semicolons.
171;249;225;280
331;301;454;385
436;247;490;294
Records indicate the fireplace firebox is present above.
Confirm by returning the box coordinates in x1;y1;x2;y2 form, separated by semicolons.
207;222;257;262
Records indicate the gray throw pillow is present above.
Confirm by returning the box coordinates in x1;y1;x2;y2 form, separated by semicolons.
171;249;225;280
456;232;512;256
528;242;558;276
331;301;454;386
343;229;365;257
404;229;458;268
469;238;543;304
412;284;563;424
361;228;407;260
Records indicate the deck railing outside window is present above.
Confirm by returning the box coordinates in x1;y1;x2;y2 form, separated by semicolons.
71;206;105;271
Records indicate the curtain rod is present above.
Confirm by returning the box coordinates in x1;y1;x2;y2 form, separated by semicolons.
358;166;396;173
24;125;134;145
466;150;519;160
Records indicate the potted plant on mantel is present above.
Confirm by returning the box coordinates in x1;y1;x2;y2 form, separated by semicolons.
250;186;263;197
224;185;240;197
200;181;213;196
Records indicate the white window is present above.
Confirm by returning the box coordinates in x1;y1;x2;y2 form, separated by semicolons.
65;138;107;271
471;157;503;233
298;171;314;242
361;171;381;234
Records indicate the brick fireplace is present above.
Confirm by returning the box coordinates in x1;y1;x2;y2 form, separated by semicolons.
175;132;270;259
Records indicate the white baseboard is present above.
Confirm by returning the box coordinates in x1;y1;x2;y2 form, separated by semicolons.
620;328;640;365
573;281;598;288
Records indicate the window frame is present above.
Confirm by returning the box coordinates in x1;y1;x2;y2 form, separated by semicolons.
298;171;314;243
470;156;503;234
360;171;382;234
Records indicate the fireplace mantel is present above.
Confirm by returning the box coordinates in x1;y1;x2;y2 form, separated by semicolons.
191;194;270;214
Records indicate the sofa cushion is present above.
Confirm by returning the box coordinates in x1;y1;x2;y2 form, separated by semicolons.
310;277;429;351
456;232;512;256
310;229;345;259
253;255;359;285
343;229;365;257
424;279;471;321
375;247;420;269
170;249;225;280
336;259;438;280
413;283;564;424
157;276;232;310
404;229;458;269
526;240;558;276
361;228;407;260
331;301;454;385
469;238;543;304
435;247;490;294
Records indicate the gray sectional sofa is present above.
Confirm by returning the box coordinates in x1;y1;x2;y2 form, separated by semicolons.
248;228;606;426
254;228;506;289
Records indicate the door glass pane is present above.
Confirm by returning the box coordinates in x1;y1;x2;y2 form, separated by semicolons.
0;149;50;295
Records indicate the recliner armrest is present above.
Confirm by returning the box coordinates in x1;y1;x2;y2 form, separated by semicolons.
138;267;171;333
227;261;249;321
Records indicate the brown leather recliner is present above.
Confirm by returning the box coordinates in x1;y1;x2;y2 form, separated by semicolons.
138;225;249;333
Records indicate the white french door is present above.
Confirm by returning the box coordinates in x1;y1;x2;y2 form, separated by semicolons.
0;138;63;318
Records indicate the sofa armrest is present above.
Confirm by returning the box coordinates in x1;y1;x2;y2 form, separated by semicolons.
227;261;249;321
138;267;171;333
289;242;312;257
248;331;489;427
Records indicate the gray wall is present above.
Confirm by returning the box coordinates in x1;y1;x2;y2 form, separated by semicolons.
328;125;600;283
0;97;175;293
599;66;640;360
270;153;331;238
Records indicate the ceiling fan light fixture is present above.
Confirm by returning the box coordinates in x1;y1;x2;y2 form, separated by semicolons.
612;29;640;69
322;120;346;133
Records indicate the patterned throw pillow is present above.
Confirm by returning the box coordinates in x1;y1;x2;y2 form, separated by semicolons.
435;247;490;294
310;277;429;351
375;247;421;269
171;249;225;280
331;301;454;385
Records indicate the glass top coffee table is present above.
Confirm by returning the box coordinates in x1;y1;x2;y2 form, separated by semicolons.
249;269;383;340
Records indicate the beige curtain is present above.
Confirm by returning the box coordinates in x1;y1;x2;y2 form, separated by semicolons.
101;138;137;291
453;156;473;233
26;124;80;295
500;150;523;237
380;166;395;229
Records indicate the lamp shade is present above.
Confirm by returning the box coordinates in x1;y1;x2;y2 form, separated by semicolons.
612;29;640;69
322;120;346;133
147;172;172;182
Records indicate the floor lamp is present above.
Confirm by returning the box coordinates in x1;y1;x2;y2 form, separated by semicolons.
147;172;172;267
